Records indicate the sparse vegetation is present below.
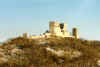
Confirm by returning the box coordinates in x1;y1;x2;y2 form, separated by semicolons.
0;37;100;67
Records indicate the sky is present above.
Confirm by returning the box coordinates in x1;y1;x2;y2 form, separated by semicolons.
0;0;100;41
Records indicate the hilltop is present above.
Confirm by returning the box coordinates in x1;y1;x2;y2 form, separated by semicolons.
0;37;100;67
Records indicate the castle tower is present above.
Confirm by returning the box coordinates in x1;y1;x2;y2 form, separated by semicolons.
49;21;61;35
63;23;67;32
23;32;27;38
72;28;78;38
60;23;67;33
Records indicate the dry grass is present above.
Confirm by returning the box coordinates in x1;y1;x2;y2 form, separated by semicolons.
0;37;100;67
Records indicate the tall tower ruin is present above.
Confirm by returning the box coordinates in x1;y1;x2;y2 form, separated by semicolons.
60;23;67;35
72;28;79;38
23;32;28;38
49;21;70;37
49;21;62;35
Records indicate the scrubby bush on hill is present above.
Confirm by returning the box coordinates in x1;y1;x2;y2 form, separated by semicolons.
0;37;100;67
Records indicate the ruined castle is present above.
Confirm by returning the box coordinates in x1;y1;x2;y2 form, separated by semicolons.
23;21;79;39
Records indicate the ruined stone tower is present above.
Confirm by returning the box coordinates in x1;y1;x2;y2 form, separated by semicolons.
23;32;28;38
49;21;62;35
72;28;78;38
59;23;69;36
60;23;67;33
49;21;70;37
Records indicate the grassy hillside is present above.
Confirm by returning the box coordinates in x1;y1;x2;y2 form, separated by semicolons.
0;37;100;67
